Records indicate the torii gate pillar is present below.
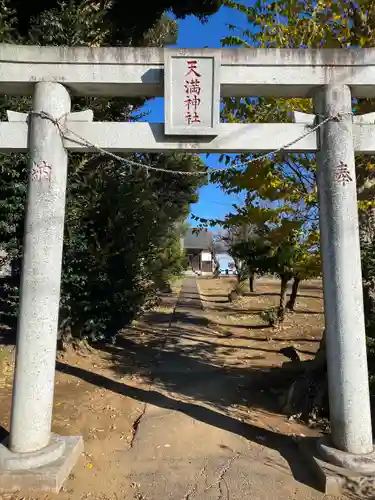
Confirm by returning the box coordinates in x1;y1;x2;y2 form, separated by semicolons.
0;82;83;492
315;85;374;455
304;85;375;487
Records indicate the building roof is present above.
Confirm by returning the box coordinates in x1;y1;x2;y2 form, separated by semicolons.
183;229;212;250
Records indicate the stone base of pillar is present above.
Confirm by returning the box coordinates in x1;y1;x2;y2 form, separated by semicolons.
318;436;375;473
0;434;83;493
298;436;375;497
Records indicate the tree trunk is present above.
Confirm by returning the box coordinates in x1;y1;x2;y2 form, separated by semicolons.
277;274;289;321
234;258;248;295
286;277;300;311
212;252;220;278
280;329;328;422
249;271;255;293
236;278;247;295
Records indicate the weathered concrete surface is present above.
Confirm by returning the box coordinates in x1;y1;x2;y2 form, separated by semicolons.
120;279;336;500
1;434;66;470
0;122;318;153
299;437;375;497
315;85;373;455
1;44;375;97
0;82;82;493
10;82;71;455
319;436;375;474
4;119;375;155
0;435;83;493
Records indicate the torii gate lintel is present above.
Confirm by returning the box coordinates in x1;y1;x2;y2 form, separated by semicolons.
2;118;375;155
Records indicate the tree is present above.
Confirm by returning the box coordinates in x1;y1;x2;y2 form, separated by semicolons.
0;0;208;344
218;224;253;296
286;244;321;311
0;0;29;325
193;205;321;319
9;0;223;45
208;123;321;313
215;0;375;318
210;234;224;278
227;224;270;293
228;221;320;320
60;152;205;341
217;0;375;422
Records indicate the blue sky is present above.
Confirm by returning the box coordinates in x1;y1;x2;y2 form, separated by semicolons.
140;4;251;227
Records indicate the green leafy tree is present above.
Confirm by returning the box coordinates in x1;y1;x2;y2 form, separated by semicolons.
218;224;253;295
9;0;223;45
60;152;204;341
216;0;375;420
0;0;208;343
225;223;269;293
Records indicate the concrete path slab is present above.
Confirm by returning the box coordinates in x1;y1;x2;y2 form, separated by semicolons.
121;279;336;500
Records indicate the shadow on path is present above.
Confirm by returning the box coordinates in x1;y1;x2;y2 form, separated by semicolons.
56;360;317;490
56;278;320;492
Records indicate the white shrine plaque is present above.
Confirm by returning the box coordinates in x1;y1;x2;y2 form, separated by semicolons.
164;49;220;136
201;251;212;262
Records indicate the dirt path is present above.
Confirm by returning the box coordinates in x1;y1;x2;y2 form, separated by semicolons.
0;278;335;499
196;276;325;435
112;278;335;500
0;341;145;500
0;286;180;500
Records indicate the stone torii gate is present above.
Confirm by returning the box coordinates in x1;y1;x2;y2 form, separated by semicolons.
1;45;375;494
